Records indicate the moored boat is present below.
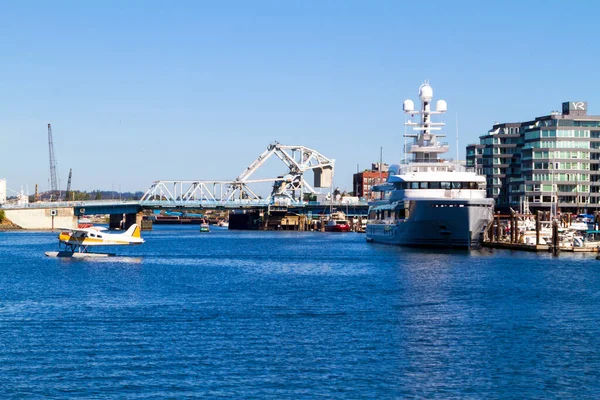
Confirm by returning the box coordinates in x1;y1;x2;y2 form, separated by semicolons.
200;221;210;232
366;82;494;248
77;216;93;228
325;211;351;232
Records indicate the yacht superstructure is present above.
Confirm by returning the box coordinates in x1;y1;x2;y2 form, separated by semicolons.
366;82;494;248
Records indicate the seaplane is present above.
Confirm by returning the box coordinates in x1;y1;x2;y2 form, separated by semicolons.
45;223;145;258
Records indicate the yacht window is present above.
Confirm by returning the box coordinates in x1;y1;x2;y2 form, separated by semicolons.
410;182;419;189
452;182;462;189
468;182;478;189
441;182;451;189
420;182;429;189
430;182;441;189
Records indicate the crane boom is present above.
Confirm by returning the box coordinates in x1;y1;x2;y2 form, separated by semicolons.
65;168;72;201
47;124;59;201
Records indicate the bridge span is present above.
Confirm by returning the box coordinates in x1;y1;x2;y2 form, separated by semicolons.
1;198;369;230
140;142;337;205
0;143;371;229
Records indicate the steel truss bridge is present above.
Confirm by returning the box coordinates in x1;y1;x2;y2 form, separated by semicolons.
0;143;368;215
140;142;337;208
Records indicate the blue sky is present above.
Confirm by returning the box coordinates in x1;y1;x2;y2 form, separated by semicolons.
1;0;599;195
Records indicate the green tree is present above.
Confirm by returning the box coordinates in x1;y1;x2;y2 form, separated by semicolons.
0;209;5;222
94;191;102;200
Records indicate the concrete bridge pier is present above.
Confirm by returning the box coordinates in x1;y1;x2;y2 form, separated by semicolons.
109;213;142;230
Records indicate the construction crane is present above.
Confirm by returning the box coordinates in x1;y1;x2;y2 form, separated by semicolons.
47;123;59;201
65;168;72;201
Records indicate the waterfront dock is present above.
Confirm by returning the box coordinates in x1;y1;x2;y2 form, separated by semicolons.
483;211;599;253
483;241;597;253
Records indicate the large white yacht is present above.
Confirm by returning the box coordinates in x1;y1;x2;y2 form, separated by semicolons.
366;82;494;248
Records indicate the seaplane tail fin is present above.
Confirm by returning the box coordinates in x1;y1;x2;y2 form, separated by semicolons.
124;223;142;238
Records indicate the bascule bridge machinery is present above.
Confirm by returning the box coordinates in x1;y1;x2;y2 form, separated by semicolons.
140;142;335;207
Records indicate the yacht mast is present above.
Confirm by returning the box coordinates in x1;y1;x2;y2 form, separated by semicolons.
402;81;448;163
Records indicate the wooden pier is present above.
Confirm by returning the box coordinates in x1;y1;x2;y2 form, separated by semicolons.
483;210;599;254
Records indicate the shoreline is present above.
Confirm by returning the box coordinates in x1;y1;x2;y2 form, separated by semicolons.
0;220;22;231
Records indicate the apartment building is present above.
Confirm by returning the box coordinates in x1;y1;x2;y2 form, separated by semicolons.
466;101;600;214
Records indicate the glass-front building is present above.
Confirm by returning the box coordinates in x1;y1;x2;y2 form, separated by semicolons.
466;101;600;214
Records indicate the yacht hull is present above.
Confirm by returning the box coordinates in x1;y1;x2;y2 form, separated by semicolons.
366;199;494;248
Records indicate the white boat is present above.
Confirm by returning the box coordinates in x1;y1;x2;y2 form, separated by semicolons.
200;220;210;232
573;229;600;248
366;82;494;248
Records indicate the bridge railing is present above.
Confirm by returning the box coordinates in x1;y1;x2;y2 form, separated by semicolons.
140;199;370;208
1;199;370;210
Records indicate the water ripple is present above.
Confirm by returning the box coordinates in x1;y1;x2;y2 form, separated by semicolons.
0;227;599;398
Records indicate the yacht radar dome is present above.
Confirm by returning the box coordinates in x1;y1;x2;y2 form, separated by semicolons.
419;83;433;102
436;100;447;113
403;99;415;113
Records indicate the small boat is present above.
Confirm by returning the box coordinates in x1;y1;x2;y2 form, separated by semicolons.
200;221;210;232
573;230;600;248
325;211;351;232
77;216;93;229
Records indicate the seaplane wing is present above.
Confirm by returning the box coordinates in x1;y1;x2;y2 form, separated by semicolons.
57;226;108;236
58;224;145;246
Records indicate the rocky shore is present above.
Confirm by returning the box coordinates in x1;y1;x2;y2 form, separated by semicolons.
0;219;22;231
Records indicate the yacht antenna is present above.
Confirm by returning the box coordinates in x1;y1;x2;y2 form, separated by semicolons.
403;113;407;163
456;114;459;165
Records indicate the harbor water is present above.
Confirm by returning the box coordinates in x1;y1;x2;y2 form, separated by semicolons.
1;226;599;398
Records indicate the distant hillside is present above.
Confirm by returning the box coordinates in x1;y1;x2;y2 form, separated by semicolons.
4;190;147;203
